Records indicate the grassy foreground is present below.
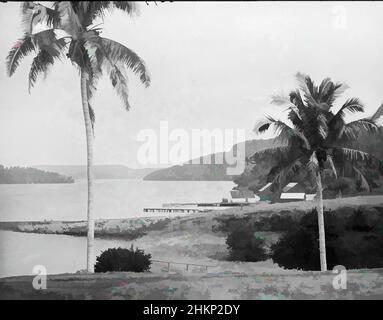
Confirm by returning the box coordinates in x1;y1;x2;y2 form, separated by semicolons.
1;268;382;299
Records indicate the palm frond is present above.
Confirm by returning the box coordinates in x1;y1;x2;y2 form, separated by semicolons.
28;50;54;92
319;79;348;107
327;82;349;106
91;40;132;110
295;72;324;109
307;151;319;177
27;32;67;92
335;98;365;120
317;113;329;140
352;166;371;192
318;77;332;99
112;1;138;15
341;118;379;140
287;106;304;133
32;29;62;51
268;156;304;186
270;93;290;106
100;37;150;87
254;119;271;134
249;145;289;163
21;2;61;35
327;98;365;142
6;34;35;77
28;38;66;92
53;1;82;36
327;155;338;179
109;64;131;110
254;116;311;149
81;1;138;28
336;147;371;162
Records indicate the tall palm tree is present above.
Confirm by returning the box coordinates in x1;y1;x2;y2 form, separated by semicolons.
251;73;379;271
6;2;150;273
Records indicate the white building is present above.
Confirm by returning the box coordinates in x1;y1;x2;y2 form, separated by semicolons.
230;190;260;203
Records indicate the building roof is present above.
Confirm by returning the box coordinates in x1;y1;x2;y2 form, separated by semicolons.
280;192;306;200
259;182;272;192
230;190;255;199
282;182;298;192
305;194;316;201
230;190;242;199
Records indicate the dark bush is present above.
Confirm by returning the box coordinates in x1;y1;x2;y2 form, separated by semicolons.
254;214;295;232
361;234;383;267
95;245;151;273
346;208;374;232
327;177;350;193
226;224;268;262
270;225;354;271
271;208;383;270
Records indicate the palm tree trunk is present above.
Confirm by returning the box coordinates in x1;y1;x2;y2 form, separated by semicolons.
316;171;327;271
80;70;95;273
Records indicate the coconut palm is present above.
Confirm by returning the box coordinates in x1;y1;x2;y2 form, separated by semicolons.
251;73;379;271
6;2;150;272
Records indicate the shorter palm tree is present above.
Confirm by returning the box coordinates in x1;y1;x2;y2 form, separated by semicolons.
251;73;379;271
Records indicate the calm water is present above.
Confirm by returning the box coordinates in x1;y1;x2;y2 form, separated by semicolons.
0;179;234;277
0;179;235;221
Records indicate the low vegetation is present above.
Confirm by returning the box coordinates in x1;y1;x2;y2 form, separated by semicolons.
95;246;152;273
223;206;383;270
226;224;267;262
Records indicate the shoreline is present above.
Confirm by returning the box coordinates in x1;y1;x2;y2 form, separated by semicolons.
1;195;383;238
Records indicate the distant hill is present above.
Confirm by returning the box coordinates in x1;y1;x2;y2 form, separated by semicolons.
143;138;277;181
0;165;74;184
371;103;383;126
33;165;157;180
234;123;383;197
144;107;383;187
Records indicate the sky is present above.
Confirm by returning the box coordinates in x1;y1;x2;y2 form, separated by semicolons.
1;1;383;168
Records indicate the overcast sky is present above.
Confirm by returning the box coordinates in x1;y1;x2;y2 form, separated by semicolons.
1;1;383;168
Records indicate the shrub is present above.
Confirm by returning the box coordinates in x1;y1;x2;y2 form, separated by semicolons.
271;208;383;270
346;208;374;232
270;225;354;271
95;245;152;273
324;177;351;198
254;214;295;232
226;224;268;262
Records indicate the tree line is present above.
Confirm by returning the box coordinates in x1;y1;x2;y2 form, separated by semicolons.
0;165;74;184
